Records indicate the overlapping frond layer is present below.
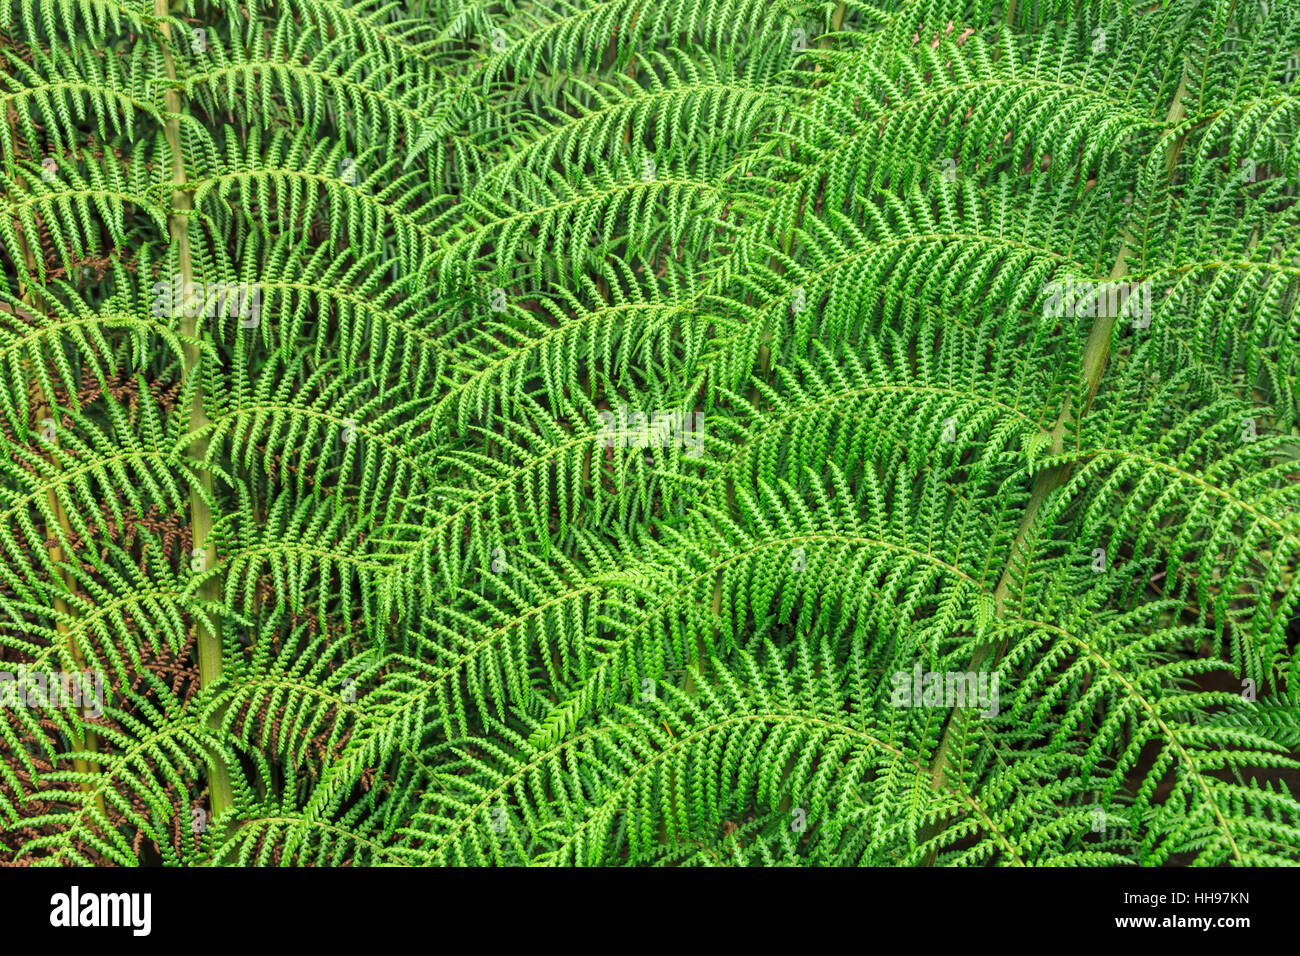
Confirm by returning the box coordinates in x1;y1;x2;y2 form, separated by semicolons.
1;0;1296;866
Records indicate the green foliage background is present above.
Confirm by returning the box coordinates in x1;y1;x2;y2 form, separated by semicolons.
1;0;1298;866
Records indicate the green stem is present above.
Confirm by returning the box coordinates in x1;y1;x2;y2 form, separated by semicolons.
155;0;233;818
3;98;109;824
920;69;1188;864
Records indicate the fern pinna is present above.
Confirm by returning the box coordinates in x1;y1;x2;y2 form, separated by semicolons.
0;0;1297;867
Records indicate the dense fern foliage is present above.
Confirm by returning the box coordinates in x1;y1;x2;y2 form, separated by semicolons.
1;0;1298;867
